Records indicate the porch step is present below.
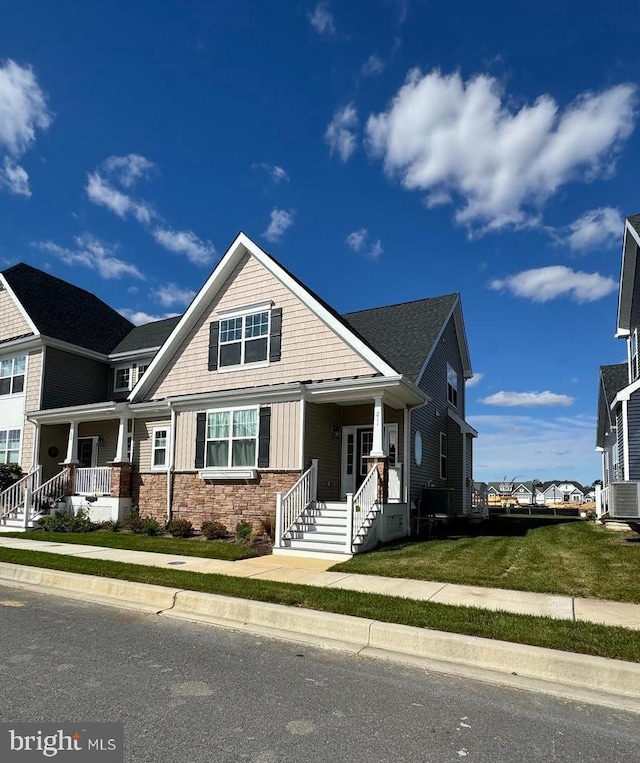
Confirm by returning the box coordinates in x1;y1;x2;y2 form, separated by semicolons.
287;529;346;543
291;516;348;530
283;538;350;554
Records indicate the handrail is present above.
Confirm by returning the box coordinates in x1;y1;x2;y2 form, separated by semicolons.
0;467;41;524
275;459;318;547
348;465;379;549
30;469;70;516
74;466;111;496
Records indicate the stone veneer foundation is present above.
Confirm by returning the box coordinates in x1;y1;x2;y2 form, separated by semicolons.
131;470;301;531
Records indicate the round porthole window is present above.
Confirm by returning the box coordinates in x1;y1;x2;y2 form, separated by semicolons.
414;431;422;467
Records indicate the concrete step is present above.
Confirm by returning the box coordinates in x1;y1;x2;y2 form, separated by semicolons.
284;538;350;554
272;547;353;561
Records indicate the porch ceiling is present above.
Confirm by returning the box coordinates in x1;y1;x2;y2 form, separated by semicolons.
305;376;426;409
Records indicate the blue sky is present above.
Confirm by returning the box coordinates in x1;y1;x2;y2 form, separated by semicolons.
1;0;638;484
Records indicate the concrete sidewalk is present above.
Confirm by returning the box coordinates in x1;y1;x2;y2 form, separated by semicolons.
0;535;638;630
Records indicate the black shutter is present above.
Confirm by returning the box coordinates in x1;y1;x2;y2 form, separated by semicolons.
208;321;220;371
257;407;271;468
195;412;206;468
269;308;282;362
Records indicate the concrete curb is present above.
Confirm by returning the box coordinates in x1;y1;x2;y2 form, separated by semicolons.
1;562;639;714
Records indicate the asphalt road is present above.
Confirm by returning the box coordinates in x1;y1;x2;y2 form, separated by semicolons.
0;584;638;763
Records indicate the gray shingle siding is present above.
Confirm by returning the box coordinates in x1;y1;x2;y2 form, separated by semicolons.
410;314;466;509
42;347;110;409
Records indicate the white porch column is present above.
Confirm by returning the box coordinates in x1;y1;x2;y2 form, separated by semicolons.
370;395;385;457
64;420;79;464
114;414;129;462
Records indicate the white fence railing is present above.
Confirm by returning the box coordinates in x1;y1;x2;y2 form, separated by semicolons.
74;467;112;496
388;464;402;502
347;465;379;552
31;469;70;518
275;459;318;547
0;467;42;524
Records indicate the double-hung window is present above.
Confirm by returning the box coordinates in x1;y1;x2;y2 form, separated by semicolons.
206;408;258;468
0;429;20;464
0;356;25;396
152;427;168;468
114;367;131;392
219;310;269;368
447;363;458;407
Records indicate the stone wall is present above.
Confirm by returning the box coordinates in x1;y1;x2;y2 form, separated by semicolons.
131;470;300;532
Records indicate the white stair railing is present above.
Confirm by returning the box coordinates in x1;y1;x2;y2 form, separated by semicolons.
74;467;111;496
275;459;318;548
347;465;379;552
29;469;70;526
0;467;41;525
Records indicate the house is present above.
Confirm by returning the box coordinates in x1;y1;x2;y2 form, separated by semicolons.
539;481;585;505
596;213;640;521
0;233;478;556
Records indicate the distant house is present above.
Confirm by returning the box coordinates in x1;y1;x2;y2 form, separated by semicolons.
540;481;585;505
596;213;640;520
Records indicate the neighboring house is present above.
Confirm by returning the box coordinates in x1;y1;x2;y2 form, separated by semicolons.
539;481;585;505
596;213;640;520
0;233;477;557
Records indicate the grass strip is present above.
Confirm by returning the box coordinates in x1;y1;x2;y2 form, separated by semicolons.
1;546;639;664
0;531;257;561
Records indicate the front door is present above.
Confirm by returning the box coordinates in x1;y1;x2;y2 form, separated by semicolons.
341;423;400;499
77;437;96;468
356;428;374;491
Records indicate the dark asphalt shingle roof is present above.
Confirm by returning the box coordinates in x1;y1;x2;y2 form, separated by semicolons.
601;363;628;406
2;263;133;354
343;294;458;381
112;316;181;354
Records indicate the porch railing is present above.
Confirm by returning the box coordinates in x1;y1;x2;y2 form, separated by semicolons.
31;469;70;517
347;464;379;552
275;459;318;547
75;467;112;496
0;467;42;524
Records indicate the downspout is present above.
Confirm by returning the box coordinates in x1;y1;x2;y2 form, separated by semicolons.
166;403;176;524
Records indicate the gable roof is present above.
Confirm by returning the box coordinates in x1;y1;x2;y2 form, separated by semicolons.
541;480;585;493
597;363;627;449
344;294;461;382
1;263;133;355
111;316;181;355
617;214;640;336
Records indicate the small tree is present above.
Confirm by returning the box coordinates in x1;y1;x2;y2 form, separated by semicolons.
0;463;23;493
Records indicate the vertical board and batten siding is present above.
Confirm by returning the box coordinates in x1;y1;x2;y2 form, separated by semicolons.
146;253;377;401
42;347;110;409
628;392;640;480
20;349;43;471
0;289;32;341
132;418;172;471
171;401;300;473
410;315;465;508
303;402;341;501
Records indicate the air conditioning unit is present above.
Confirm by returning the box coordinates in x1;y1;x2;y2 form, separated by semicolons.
608;482;640;519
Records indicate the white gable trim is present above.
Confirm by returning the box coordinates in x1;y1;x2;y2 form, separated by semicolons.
0;274;40;336
130;233;397;402
415;299;473;387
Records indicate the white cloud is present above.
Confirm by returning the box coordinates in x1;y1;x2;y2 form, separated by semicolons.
469;413;599;483
481;391;575;407
563;207;623;251
262;208;295;242
253;163;289;184
362;55;384;77
0;59;52;197
0;159;30;196
152;282;196;308
86;171;155;224
365;69;637;232
118;308;180;326
309;2;335;36
346;228;383;259
325;104;358;162
151;227;216;266
103;154;155;187
466;372;484;388
490;265;617;303
36;234;143;280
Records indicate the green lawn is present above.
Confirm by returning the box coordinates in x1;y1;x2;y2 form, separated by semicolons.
0;546;639;664
331;517;640;603
0;530;257;561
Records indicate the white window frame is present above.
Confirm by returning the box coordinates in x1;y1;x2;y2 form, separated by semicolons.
204;406;259;470
218;305;271;371
447;363;458;407
151;426;169;470
0;427;21;465
0;355;26;397
114;366;132;392
440;432;448;479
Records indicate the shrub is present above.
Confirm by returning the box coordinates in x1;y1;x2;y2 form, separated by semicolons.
102;519;121;532
200;520;229;540
257;514;276;542
124;506;144;534
0;463;23;493
37;511;71;532
37;507;94;533
140;516;161;536
235;521;253;544
167;518;193;538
